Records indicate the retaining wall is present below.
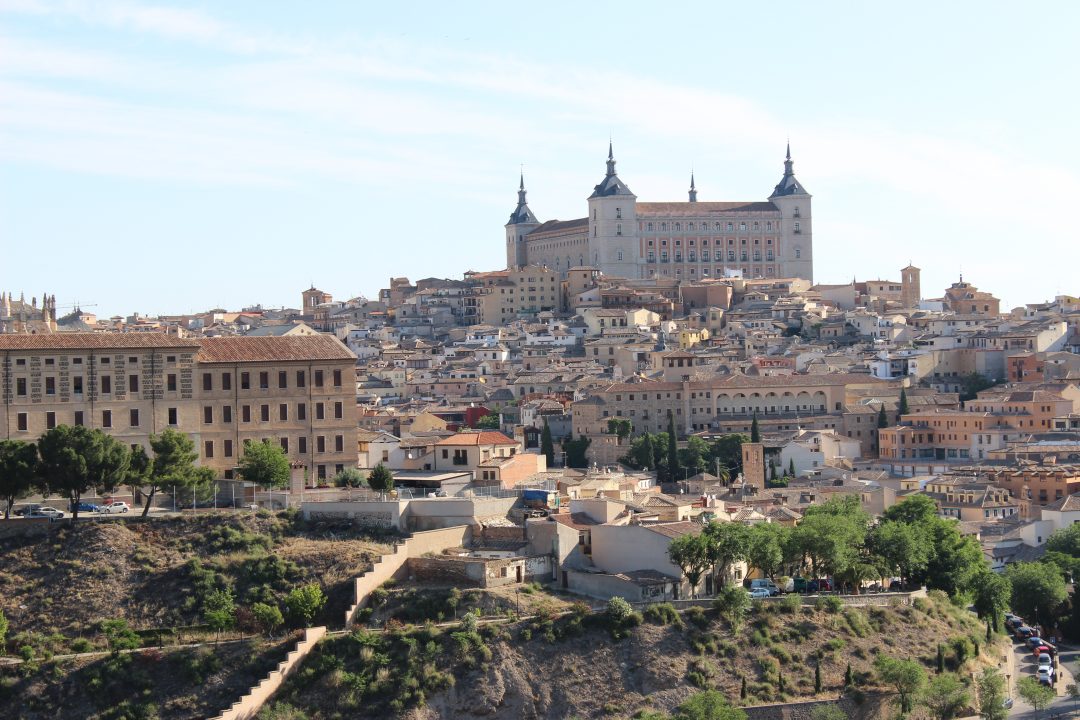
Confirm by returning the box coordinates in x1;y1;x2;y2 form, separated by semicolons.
210;626;327;720
343;525;472;626
744;692;892;720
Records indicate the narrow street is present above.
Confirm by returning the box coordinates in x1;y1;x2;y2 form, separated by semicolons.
1007;636;1078;719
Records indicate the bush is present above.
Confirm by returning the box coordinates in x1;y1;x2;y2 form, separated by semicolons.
842;608;871;638
286;584;327;626
713;586;751;631
99;619;140;653
817;596;843;614
0;610;7;652
779;594;802;614
643;603;684;628
685;606;710;629
606;596;634;623
252;602;284;636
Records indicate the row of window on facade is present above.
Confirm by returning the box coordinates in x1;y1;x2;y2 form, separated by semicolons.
9;368;343;398
13;399;346;431
646;249;778;262
637;216;799;233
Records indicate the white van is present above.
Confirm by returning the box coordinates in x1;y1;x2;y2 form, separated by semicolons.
749;579;780;596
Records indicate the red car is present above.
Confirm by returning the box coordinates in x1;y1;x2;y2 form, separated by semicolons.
1034;644;1057;659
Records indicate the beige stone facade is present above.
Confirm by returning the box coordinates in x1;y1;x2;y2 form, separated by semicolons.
0;333;358;481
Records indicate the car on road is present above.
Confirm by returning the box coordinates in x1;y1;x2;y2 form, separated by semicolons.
14;504;43;517
749;587;772;599
29;506;65;519
1037;666;1054;686
1038;653;1054;669
749;579;781;596
1005;614;1024;631
806;578;833;593
1027;636;1047;650
96;501;130;514
1014;626;1036;639
1034;643;1057;659
70;501;99;513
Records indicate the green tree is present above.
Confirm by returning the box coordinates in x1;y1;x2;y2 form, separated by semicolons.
100;618;140;653
713;585;751;630
607;418;632;443
1044;522;1080;580
871;520;930;588
143;428;199;517
666;411;682;483
0;609;8;652
874;655;927;716
476;412;501;430
668;533;712;598
925;518;985;596
286;583;327;626
366;463;394;497
814;661;822;693
621;431;654;470
898;388;910;415
540;420;555;467
791;496;869;586
562;435;591;468
882;493;939;526
924;673;970;720
746;522;786;580
204;589;236;637
37;425;130;522
251;602;284;636
673;690;747;720
333;467;365;488
679;436;710;476
970;570;1011;631
707;434;748;481
750;412;760;443
877;404;889;428
124;444;150;508
960;373;999;402
976;668;1008;720
787;458;796;478
1006;562;1067;630
237;439;290;492
0;439;38;519
704;520;749;588
1016;676;1055;717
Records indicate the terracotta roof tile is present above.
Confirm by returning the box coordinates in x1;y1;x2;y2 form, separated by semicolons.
197;335;355;363
0;332;199;351
435;431;518;446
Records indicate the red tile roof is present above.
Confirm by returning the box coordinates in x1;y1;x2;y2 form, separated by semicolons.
0;332;199;350
196;335;356;363
435;431;518;446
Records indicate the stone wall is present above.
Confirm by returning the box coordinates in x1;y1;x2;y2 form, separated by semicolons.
210;626;327;720
744;693;892;720
344;525;472;626
407;556;483;586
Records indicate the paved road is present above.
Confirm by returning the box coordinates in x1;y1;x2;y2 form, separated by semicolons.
1008;637;1078;719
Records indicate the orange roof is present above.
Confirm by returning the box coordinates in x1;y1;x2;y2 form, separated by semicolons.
196;335;355;363
435;431;517;447
0;332;199;350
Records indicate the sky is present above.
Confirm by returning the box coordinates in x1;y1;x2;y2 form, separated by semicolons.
2;0;1078;318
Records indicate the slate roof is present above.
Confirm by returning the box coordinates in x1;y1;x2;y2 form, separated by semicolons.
637;201;778;215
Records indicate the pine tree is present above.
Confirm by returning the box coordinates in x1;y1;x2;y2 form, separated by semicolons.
666;411;682;483
898;387;910;415
540;420;555;467
815;661;822;693
750;411;761;443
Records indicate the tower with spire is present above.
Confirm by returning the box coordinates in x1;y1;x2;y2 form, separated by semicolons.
505;172;540;269
767;142;813;282
688;172;697;202
586;142;638;278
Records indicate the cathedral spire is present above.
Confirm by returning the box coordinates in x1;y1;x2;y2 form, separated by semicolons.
688;171;697;202
770;139;808;198
606;141;617;176
507;171;538;226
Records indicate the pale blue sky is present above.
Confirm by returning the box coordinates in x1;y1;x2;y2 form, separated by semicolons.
2;0;1077;317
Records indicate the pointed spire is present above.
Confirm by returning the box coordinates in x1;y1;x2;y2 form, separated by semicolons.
606;141;617;176
783;141;794;177
688;171;698;202
507;170;538;225
770;139;807;198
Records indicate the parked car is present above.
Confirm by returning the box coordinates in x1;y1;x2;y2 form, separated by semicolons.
750;587;772;599
1037;666;1054;686
1037;652;1054;668
1002;697;1014;710
807;578;832;593
749;579;781;597
1015;626;1035;639
97;501;130;514
1035;643;1057;659
29;506;65;519
70;501;99;513
1027;636;1046;650
14;504;43;517
1005;614;1023;631
889;580;904;592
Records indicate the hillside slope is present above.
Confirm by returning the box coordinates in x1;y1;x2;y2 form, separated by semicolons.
263;592;996;720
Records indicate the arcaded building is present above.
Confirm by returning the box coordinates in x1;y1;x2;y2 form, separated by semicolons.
504;144;813;283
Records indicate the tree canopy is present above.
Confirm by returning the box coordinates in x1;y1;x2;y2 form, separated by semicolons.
144;428;200;517
1006;561;1067;629
367;463;394;496
0;439;38;519
237;439;291;490
37;425;130;522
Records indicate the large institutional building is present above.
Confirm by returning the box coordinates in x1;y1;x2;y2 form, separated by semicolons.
505;144;813;283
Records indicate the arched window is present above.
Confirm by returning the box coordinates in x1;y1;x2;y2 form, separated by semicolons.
647;223;654;231
688;222;695;231
661;222;668;231
715;222;722;231
674;222;681;231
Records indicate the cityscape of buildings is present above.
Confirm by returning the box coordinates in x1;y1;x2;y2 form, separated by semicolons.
3;140;1080;590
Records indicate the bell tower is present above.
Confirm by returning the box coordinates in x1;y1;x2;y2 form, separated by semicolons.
505;172;539;269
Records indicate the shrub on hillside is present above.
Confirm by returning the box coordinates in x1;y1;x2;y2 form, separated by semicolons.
286;584;327;627
643;603;684;628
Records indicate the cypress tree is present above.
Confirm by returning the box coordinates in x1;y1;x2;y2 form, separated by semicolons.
788;458;796;478
666;411;682;483
877;404;889;428
540;420;555;467
898;387;910;415
844;663;854;687
986;620;993;643
814;661;822;692
936;643;945;673
750;411;761;442
778;670;785;694
740;675;747;700
640;432;654;471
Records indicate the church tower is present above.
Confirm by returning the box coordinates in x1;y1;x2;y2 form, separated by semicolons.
505;172;539;269
901;265;921;310
586;143;639;278
768;143;813;282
